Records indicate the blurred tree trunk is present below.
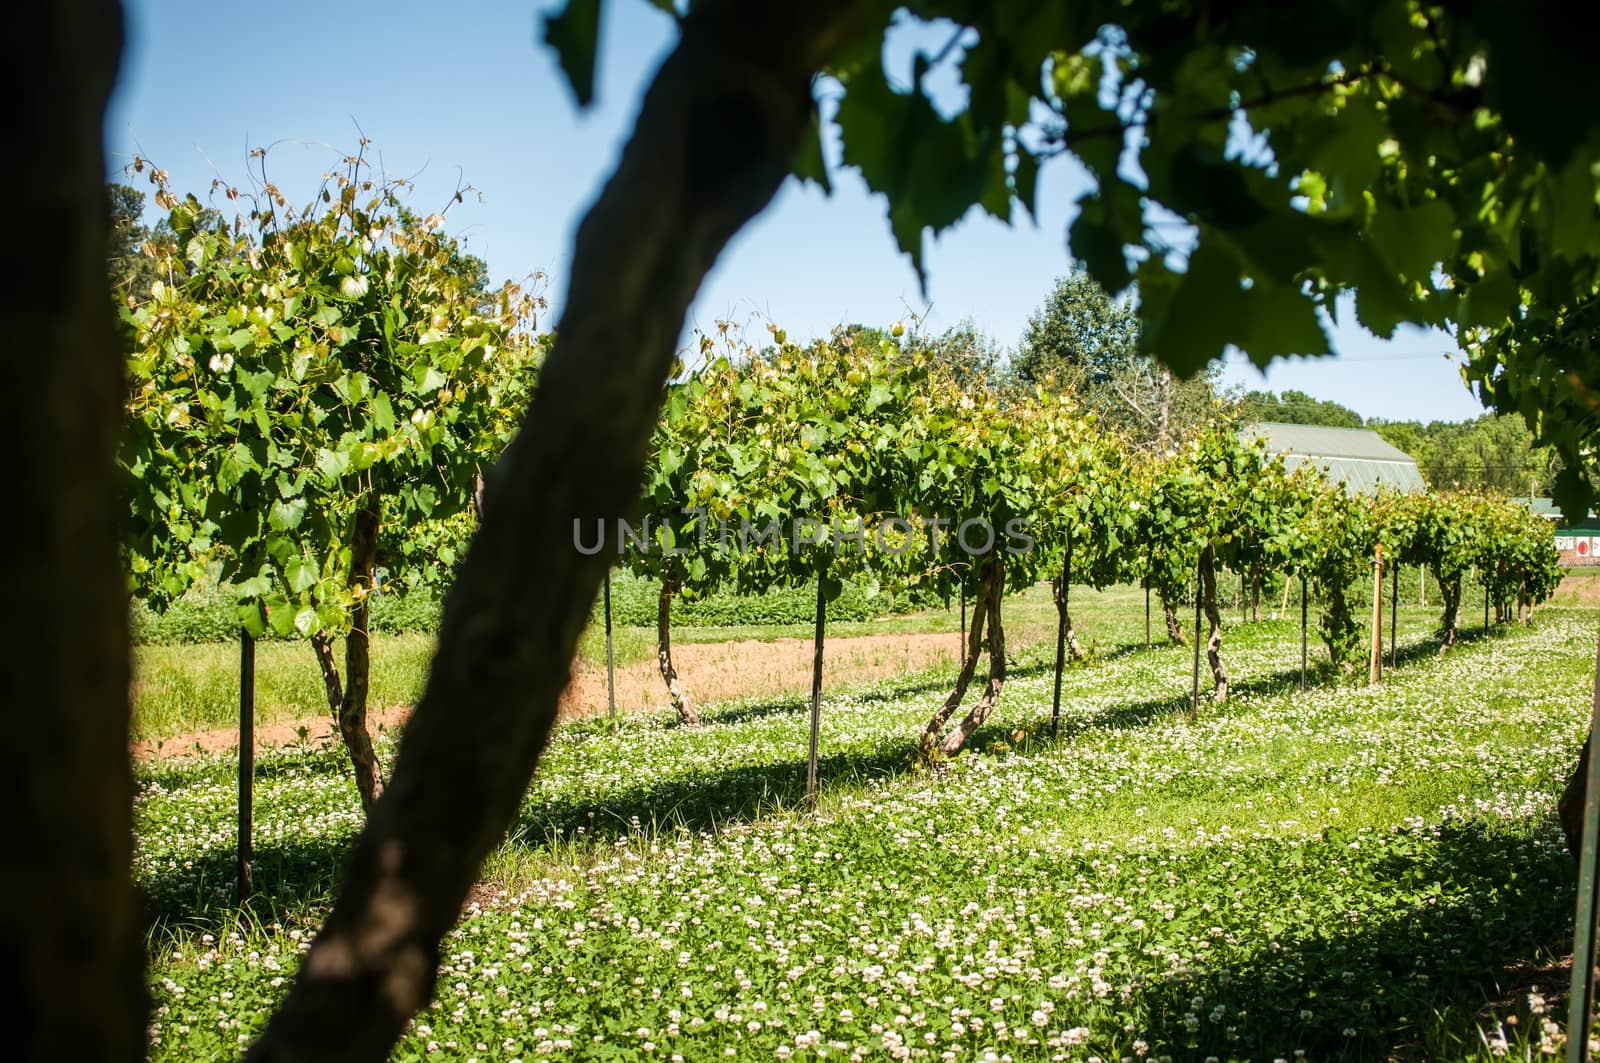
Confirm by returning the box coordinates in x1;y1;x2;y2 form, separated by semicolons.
246;3;868;1059
1559;627;1600;857
2;1;148;1058
1562;728;1589;857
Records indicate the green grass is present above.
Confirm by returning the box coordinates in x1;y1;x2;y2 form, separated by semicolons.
132;579;1469;740
132;633;436;741
135;588;1597;1060
131;592;1000;738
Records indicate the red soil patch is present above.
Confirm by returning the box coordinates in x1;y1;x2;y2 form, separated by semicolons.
132;629;965;760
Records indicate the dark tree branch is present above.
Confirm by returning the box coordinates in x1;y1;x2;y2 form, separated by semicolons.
3;1;147;1059
246;2;869;1059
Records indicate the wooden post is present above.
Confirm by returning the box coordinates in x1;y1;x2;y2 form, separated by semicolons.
1419;564;1427;608
806;561;826;808
1190;557;1203;718
1389;559;1399;670
1299;575;1308;691
238;628;255;903
1239;569;1247;624
1051;531;1071;740
1484;581;1491;631
604;569;617;728
1369;544;1384;686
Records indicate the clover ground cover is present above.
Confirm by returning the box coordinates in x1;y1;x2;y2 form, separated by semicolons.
138;603;1596;1061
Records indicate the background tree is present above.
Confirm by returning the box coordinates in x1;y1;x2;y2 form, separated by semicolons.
1098;353;1222;454
906;317;1002;388
107;181;166;301
1012;271;1138;391
1374;413;1561;497
1015;272;1218;451
1239;388;1365;429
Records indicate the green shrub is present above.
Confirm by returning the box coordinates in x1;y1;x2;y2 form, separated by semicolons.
603;570;939;627
131;591;245;645
131;573;940;645
368;592;442;635
132;586;443;645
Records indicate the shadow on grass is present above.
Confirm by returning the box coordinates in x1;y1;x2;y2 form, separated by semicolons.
142;832;354;942
1140;622;1500;712
701;694;811;727
505;740;917;849
1125;818;1574;1061
510;627;1353;851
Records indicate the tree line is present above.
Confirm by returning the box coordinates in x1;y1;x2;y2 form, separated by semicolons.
1242;388;1594;501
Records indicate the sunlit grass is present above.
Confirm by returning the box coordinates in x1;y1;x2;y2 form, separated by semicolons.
134;592;1596;1061
132;579;1473;741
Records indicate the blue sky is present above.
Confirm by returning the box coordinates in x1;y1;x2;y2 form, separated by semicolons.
107;0;1483;423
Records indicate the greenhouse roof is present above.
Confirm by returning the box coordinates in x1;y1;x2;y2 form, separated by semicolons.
1516;497;1600;528
1514;496;1564;519
1242;422;1426;496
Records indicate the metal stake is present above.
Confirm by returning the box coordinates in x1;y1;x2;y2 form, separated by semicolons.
1390;559;1399;669
1051;531;1070;739
1191;556;1203;718
1300;575;1308;691
1144;579;1151;650
1369;544;1383;686
806;560;826;807
238;628;255;903
604;569;617;728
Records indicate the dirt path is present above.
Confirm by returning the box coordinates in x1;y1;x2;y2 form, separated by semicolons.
1552;569;1600;606
132;629;966;760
